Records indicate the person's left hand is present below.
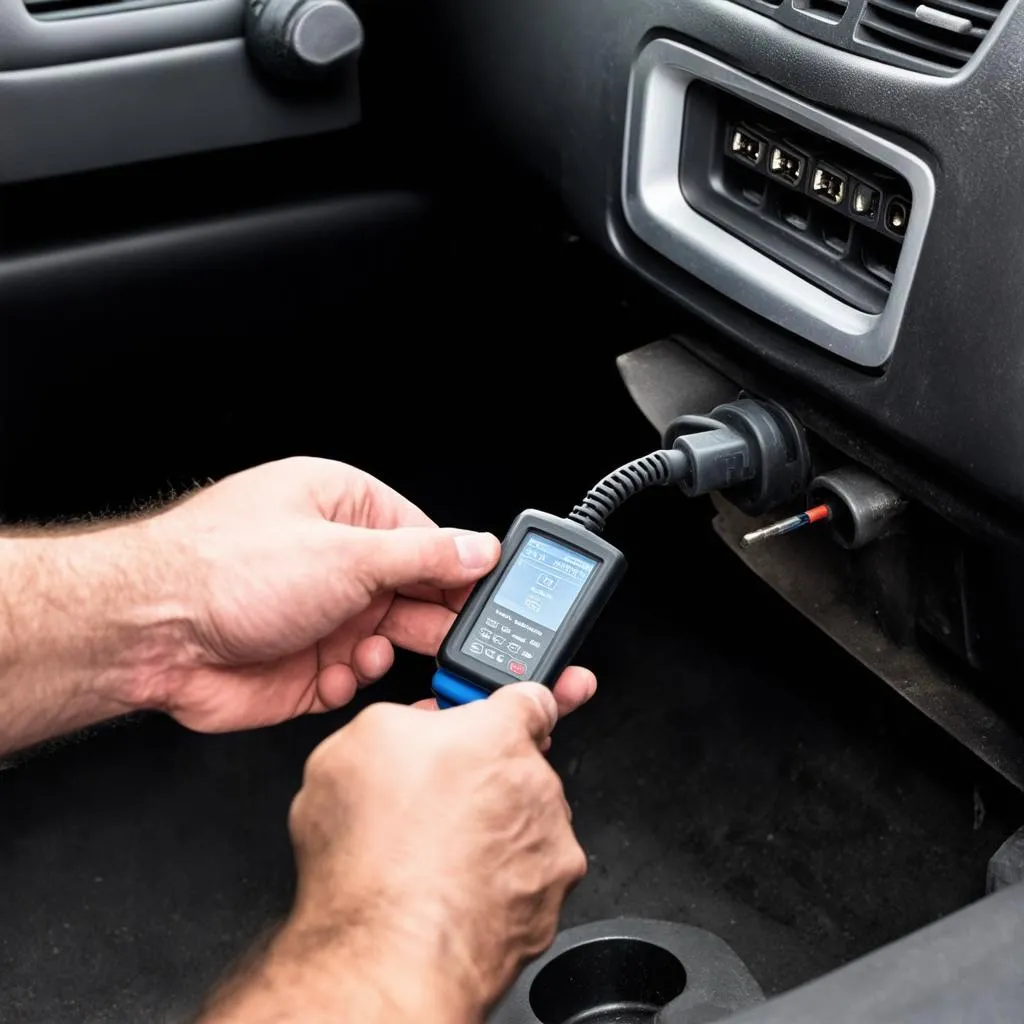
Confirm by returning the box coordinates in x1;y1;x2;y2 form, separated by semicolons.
135;457;597;732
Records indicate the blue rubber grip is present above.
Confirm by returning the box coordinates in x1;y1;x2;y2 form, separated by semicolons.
431;668;490;708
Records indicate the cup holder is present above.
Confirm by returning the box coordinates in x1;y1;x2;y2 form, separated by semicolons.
529;938;687;1024
489;918;762;1024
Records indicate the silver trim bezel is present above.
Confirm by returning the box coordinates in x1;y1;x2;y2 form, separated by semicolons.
622;38;936;368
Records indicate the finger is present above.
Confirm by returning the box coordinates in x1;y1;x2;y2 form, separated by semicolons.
351;634;395;685
443;583;477;614
412;697;440;711
344;526;500;593
481;682;558;746
395;582;448;605
378;597;457;655
395;582;474;614
550;666;598;719
315;662;360;709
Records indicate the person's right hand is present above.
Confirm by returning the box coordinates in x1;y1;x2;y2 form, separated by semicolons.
200;684;586;1023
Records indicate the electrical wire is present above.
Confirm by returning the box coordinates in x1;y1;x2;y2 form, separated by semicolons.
739;504;832;548
568;449;688;534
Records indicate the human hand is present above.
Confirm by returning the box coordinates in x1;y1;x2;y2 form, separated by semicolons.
132;457;597;731
199;684;586;1023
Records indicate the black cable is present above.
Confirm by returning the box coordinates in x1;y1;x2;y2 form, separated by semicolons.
568;449;689;534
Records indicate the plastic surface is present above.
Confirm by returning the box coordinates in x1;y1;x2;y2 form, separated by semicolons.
808;466;907;548
489;918;763;1024
431;668;489;708
0;39;358;184
707;882;1024;1023
0;0;238;71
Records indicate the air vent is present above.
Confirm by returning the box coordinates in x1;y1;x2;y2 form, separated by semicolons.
857;0;1005;70
794;0;850;23
24;0;194;21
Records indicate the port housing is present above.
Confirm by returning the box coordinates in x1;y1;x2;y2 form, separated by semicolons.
679;81;914;314
885;197;911;236
851;182;881;221
811;163;847;205
769;145;807;187
728;126;766;166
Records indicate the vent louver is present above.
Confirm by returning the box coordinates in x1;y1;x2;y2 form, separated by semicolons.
857;0;1006;70
795;0;850;22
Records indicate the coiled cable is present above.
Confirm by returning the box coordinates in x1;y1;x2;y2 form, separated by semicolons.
568;449;690;533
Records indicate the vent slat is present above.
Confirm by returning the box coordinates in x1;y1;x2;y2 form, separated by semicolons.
797;0;850;20
867;0;987;37
922;0;1001;23
857;0;1005;69
725;0;1007;74
861;11;979;61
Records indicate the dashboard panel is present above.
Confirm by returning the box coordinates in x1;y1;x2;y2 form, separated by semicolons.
425;0;1024;519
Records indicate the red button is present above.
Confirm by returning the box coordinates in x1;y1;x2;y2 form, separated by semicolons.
509;661;526;677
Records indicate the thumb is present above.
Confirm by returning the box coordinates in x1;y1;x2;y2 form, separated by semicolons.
483;682;559;747
343;525;500;592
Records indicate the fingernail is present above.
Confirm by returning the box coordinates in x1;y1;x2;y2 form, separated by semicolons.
455;532;498;570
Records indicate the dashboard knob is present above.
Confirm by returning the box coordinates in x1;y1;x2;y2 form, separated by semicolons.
245;0;364;84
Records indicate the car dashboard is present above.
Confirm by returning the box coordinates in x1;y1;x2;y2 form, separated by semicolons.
2;0;1024;1018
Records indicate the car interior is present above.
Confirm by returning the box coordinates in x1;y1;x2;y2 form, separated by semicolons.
1;0;1024;1019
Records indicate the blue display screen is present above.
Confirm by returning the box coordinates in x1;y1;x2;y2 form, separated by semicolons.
493;533;598;632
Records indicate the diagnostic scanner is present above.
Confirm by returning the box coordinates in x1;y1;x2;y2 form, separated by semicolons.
432;510;626;708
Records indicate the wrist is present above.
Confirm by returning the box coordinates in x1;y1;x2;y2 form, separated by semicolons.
0;521;200;715
202;911;484;1024
75;518;203;714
